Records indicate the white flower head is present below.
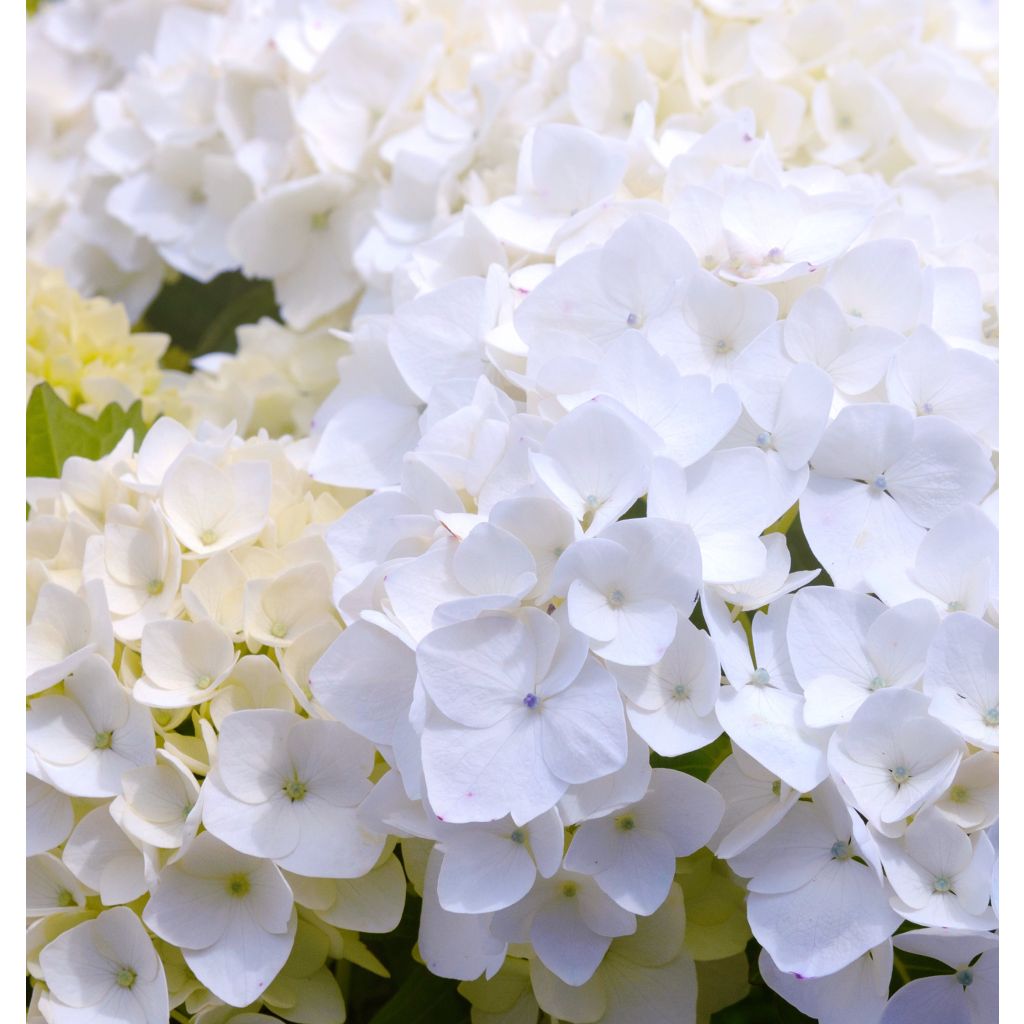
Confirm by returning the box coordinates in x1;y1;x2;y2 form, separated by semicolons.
134;618;238;708
27;580;113;695
143;832;297;1007
491;866;637;987
609;615;723;756
828;688;964;836
160;454;272;556
925;612;998;750
876;808;997;930
202;709;383;878
564;767;724;915
28;654;155;798
419;608;628;824
729;784;901;977
553;518;702;666
39;907;168;1024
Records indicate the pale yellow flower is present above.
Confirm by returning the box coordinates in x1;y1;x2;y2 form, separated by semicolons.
27;262;169;419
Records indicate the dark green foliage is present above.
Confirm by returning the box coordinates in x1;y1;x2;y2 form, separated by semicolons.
710;939;815;1024
348;894;471;1024
786;512;832;587
139;270;280;364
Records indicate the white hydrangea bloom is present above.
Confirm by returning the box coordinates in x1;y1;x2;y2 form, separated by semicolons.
24;1;1000;1019
143;832;297;1008
39;907;169;1024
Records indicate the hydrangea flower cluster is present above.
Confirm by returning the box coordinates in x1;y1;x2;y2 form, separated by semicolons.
27;262;171;418
29;0;996;328
26;1;998;1023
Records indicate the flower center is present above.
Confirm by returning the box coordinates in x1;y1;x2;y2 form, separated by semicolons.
755;430;773;448
560;882;578;898
283;778;308;801
868;675;886;691
922;401;934;414
116;968;136;989
947;600;965;612
608;589;625;609
751;667;770;687
625;311;642;328
890;764;910;784
146;578;164;596
714;338;731;353
523;693;539;709
310;210;331;231
94;731;113;750
767;246;784;263
57;888;75;907
830;840;853;861
983;706;999;726
196;674;213;690
933;875;952;894
200;528;218;546
956;967;974;987
672;683;688;700
270;622;288;639
948;785;971;804
872;475;888;492
510;829;526;845
616;815;636;832
226;873;251;898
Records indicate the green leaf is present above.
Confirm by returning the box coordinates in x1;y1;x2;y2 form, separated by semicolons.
620;496;648;520
651;732;732;781
94;401;148;455
139;271;281;360
368;963;470;1024
27;383;148;479
786;512;832;587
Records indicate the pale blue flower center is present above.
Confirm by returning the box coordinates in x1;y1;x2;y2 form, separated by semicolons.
890;764;910;784
523;693;539;709
830;840;853;861
872;475;888;491
755;430;773;448
751;667;770;686
956;968;974;987
983;707;999;726
933;876;952;893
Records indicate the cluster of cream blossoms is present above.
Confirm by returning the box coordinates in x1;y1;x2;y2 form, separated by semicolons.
26;0;998;1023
